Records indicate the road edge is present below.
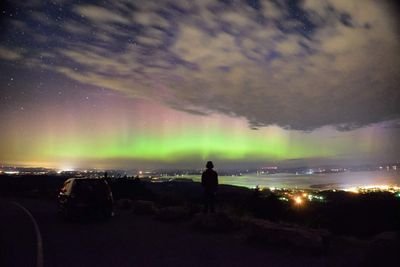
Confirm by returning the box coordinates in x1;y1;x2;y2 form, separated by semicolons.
11;201;44;267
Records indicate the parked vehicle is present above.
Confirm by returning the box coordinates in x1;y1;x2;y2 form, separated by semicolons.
58;178;113;220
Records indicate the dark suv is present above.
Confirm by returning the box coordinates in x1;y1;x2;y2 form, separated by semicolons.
58;178;113;220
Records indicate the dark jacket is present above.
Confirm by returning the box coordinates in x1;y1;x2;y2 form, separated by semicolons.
201;169;218;192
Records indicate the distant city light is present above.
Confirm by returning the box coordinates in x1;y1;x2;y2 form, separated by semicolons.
344;185;400;194
4;171;19;175
294;196;303;205
57;166;75;173
344;187;360;193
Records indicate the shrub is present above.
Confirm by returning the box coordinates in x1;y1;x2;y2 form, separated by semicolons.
155;206;190;222
116;198;133;210
191;212;237;233
132;200;156;215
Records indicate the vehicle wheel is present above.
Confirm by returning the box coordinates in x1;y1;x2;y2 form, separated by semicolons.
102;209;113;220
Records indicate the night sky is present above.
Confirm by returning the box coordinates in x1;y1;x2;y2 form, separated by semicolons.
0;0;399;169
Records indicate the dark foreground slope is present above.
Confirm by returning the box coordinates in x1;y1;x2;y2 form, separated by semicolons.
1;197;326;267
1;174;400;237
1;175;399;266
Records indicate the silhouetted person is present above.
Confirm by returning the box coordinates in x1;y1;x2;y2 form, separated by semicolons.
253;185;260;198
201;161;218;213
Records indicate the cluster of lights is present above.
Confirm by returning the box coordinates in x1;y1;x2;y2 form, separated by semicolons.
292;193;324;205
56;167;76;174
3;171;20;175
294;196;303;205
271;189;325;206
266;185;400;204
307;194;324;201
344;185;400;194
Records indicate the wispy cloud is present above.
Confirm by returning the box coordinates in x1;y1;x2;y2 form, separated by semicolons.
0;46;23;61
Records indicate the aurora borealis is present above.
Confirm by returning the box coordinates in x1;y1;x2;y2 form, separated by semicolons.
0;0;400;169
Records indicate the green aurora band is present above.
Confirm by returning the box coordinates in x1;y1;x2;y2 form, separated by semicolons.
0;100;389;168
45;128;335;162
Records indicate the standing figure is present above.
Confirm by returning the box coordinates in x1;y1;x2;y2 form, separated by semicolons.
201;161;218;213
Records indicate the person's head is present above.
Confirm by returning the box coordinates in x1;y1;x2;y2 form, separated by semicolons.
206;161;214;169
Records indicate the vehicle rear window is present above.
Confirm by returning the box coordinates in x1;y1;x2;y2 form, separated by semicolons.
73;180;109;196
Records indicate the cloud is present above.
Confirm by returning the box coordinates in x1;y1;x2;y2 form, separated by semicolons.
0;46;23;61
382;119;400;129
260;0;285;20
74;5;130;24
3;0;400;130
